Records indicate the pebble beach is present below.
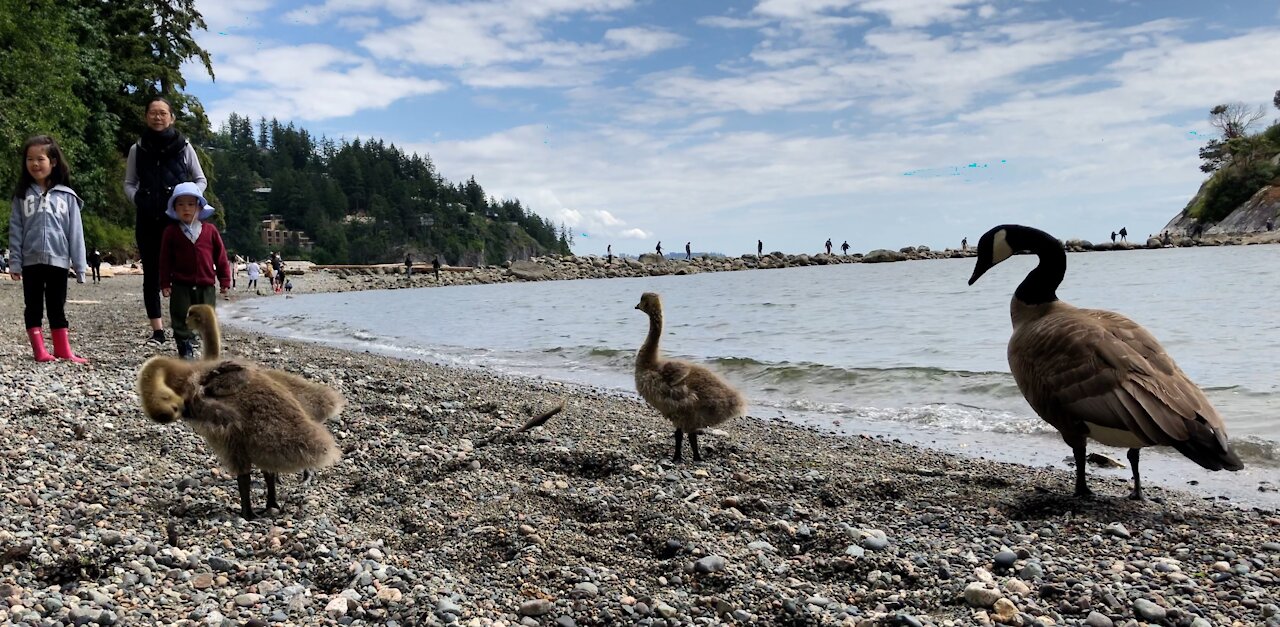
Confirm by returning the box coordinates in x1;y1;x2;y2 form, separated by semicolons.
0;276;1277;627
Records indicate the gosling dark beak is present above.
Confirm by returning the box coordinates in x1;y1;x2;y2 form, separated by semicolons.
968;258;992;286
634;303;641;310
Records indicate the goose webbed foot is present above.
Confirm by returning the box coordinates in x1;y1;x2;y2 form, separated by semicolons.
299;469;315;487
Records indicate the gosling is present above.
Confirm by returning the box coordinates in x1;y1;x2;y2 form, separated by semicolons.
634;292;746;462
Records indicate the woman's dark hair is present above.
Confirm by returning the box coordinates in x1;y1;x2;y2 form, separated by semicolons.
13;135;71;198
146;96;175;117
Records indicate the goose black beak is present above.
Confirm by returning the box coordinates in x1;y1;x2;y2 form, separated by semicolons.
968;258;992;285
634;303;641;310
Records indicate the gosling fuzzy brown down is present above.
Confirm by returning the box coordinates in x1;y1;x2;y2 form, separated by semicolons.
634;292;746;462
186;361;341;520
187;304;346;422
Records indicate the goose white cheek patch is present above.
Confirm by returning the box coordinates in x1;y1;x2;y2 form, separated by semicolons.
992;229;1014;264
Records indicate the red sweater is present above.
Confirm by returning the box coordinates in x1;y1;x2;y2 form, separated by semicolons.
159;222;231;290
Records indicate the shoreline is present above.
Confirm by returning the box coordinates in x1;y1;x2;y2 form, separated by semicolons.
274;232;1280;295
1;278;1278;626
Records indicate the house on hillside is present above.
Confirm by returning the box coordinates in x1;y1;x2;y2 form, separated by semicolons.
260;214;314;251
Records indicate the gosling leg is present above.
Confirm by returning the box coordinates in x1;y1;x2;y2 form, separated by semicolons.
1127;448;1144;501
1072;446;1093;498
265;471;280;511
672;429;684;463
237;473;256;520
689;430;703;462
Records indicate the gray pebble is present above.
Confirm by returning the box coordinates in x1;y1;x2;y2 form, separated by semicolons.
861;536;889;551
1084;611;1114;627
519;599;554;617
994;550;1017;570
555;617;577;627
694;555;727;574
1133;598;1167;621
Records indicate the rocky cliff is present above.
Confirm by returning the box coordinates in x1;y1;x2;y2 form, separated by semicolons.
1163;154;1280;236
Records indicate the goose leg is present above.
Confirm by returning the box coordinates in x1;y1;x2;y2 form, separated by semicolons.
672;429;684;463
1072;446;1093;498
265;472;280;511
689;430;702;462
1127;448;1143;501
237;473;256;520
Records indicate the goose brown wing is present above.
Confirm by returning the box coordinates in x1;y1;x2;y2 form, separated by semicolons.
1013;308;1229;451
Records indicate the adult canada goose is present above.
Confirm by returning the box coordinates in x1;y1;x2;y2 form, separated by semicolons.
634;292;746;462
968;224;1243;500
187;304;345;422
186;361;341;520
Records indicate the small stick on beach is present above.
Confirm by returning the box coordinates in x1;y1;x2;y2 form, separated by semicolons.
474;399;567;448
513;400;566;434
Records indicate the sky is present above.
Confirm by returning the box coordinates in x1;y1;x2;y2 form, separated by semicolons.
184;0;1280;256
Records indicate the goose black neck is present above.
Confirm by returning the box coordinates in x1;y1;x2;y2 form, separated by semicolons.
1013;228;1065;305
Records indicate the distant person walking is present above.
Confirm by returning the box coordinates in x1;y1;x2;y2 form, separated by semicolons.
961;237;968;251
404;252;413;278
606;244;613;264
655;241;662;256
432;256;441;281
271;252;284;292
246;260;260;291
757;239;763;256
685;242;691;260
88;249;102;283
125;96;207;348
824;238;832;255
10;135;89;364
1110;231;1117;243
840;241;849;255
1118;227;1128;242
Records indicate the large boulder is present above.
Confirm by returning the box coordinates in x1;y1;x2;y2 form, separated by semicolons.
862;249;907;263
506;260;551;281
637;253;666;264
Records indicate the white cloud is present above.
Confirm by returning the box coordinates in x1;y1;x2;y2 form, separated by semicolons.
195;0;274;31
199;43;448;123
853;0;980;27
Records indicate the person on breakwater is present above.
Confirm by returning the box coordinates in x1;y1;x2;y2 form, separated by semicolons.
656;241;663;256
124;96;207;349
841;241;849;255
1119;226;1128;242
404;253;413;279
757;239;763;256
685;242;691;260
433;256;441;281
607;244;613;264
825;238;832;255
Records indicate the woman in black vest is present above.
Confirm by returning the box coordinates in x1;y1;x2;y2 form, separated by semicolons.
124;96;207;347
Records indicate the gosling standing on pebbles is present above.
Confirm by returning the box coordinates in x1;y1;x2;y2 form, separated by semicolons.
968;224;1243;500
634;292;746;462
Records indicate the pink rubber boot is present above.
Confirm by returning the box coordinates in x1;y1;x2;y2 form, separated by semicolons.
26;328;55;362
51;328;89;364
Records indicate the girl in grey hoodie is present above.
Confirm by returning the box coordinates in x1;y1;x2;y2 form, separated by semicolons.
8;135;88;363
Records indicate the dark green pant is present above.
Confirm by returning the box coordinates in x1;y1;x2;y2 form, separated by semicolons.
170;282;217;341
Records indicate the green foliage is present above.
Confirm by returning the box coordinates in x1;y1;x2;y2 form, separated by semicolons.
1194;96;1280;223
1;0;214;252
1190;159;1280;222
81;213;135;258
